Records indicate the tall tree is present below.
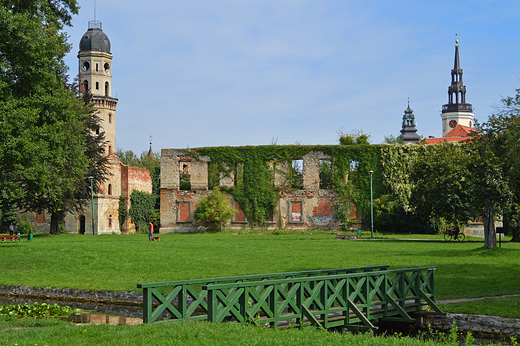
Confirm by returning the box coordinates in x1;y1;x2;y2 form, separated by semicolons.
0;1;104;234
472;89;520;242
410;142;510;249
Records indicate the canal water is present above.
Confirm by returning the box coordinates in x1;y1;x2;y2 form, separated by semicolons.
0;296;143;318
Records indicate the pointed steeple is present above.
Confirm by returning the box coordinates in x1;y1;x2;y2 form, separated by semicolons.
440;38;474;137
443;39;472;113
400;99;420;144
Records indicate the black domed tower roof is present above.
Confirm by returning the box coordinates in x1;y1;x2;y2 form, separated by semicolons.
79;21;111;53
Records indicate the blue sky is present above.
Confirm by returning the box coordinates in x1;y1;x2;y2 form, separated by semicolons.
63;1;520;154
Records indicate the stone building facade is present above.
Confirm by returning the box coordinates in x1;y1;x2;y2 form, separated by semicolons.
160;149;356;233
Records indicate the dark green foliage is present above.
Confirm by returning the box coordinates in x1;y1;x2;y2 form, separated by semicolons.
129;190;156;232
194;187;237;231
373;195;436;234
118;196;127;232
0;0;108;235
0;203;16;232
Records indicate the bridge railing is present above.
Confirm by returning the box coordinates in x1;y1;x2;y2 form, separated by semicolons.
137;265;389;323
202;267;441;330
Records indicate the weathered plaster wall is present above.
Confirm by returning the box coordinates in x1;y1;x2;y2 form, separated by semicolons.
160;148;344;233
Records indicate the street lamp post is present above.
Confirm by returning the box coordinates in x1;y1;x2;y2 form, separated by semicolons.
369;170;374;239
88;176;95;235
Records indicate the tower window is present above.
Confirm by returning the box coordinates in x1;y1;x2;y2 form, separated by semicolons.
96;63;99;71
108;145;112;154
105;82;109;96
108;184;112;196
96;82;99;90
109;114;112;124
82;61;90;71
83;80;89;92
104;62;110;71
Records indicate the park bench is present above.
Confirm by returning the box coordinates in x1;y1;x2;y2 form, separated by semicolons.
0;234;20;242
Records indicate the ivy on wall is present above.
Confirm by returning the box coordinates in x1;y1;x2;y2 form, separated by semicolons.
185;145;383;227
179;143;460;231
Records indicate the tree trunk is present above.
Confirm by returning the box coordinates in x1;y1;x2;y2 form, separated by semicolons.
50;211;64;235
483;199;496;249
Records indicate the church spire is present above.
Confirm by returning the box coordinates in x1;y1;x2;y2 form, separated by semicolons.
440;38;474;137
443;39;472;113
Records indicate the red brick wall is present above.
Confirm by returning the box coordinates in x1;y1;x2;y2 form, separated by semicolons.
178;202;190;222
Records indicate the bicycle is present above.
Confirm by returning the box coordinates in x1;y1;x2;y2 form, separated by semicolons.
444;228;465;241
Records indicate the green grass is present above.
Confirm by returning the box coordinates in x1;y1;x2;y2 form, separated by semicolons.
439;296;520;318
2;232;520;301
0;317;450;346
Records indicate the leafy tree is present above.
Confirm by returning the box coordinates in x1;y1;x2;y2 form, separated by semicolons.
116;148;160;169
410;142;510;248
128;190;156;232
194;187;237;232
383;135;404;144
0;1;103;234
472;89;520;242
338;129;371;145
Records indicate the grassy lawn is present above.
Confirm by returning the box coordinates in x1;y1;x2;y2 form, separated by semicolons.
0;317;451;346
1;231;519;301
2;231;519;345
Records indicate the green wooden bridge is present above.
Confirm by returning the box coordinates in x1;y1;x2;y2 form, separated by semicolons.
137;265;443;330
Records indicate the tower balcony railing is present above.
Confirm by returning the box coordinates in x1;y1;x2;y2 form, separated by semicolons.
442;103;473;113
88;21;102;30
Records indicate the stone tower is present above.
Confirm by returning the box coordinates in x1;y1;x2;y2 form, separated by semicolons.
78;20;118;154
77;21;121;234
400;101;420;143
440;40;474;137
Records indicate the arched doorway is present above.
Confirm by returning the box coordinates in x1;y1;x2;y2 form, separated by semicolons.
79;215;86;234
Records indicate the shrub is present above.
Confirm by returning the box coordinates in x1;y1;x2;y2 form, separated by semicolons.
17;218;33;234
194;187;237;232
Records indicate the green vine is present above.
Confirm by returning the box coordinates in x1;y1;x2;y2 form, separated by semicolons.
183;145;383;227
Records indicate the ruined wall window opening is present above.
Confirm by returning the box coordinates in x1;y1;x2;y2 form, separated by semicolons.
319;159;333;189
234;163;244;188
179;162;191;190
108;184;112;196
233;201;247;223
105;82;109;96
291;159;303;190
350;160;359;172
208;162;219;190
